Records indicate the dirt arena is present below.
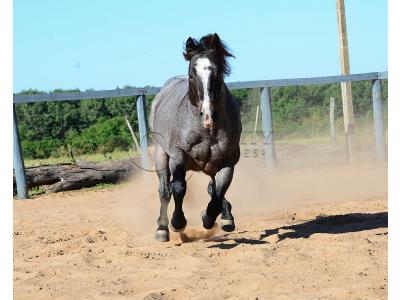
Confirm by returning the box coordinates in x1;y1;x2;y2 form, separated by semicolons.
14;144;388;299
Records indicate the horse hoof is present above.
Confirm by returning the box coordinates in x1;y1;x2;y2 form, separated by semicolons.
170;216;187;232
201;211;215;230
220;218;235;232
170;223;186;232
170;213;187;232
155;230;170;242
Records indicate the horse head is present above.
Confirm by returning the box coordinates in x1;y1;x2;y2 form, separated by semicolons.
183;33;234;129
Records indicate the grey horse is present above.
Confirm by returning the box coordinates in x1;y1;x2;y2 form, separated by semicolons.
149;33;242;242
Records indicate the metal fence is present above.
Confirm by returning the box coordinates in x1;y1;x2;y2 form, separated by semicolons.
13;71;388;199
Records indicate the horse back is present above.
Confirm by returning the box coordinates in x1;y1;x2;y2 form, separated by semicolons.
150;76;190;152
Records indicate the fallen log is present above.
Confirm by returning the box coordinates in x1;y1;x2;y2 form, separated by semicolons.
13;159;135;194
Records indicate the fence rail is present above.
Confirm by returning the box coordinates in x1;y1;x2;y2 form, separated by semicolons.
13;71;388;199
13;72;387;104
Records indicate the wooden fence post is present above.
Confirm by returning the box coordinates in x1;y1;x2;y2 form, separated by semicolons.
260;87;276;169
330;97;337;145
252;105;260;144
372;79;386;162
136;94;149;169
13;104;28;199
336;0;357;163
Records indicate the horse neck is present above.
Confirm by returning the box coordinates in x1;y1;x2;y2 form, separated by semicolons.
216;82;230;118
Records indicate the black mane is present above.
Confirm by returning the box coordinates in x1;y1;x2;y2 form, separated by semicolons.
183;33;234;76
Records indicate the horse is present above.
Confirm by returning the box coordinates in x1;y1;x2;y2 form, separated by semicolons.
149;33;242;242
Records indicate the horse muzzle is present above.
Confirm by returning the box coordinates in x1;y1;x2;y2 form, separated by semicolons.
203;113;214;129
199;101;216;129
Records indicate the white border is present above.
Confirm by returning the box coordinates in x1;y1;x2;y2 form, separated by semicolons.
388;0;399;299
4;1;393;299
0;0;13;298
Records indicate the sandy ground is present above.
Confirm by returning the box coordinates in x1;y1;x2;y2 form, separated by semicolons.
14;145;388;299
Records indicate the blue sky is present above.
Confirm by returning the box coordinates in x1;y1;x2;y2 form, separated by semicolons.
13;0;387;93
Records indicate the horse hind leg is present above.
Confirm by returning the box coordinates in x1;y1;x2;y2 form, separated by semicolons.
221;199;235;232
155;146;172;242
207;178;235;232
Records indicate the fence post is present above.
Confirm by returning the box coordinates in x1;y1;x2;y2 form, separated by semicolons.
260;87;276;169
372;79;386;162
136;94;149;168
252;105;260;144
336;0;357;163
13;104;28;199
330;97;337;145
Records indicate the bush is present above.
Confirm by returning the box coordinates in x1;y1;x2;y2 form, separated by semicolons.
66;117;131;155
22;138;62;159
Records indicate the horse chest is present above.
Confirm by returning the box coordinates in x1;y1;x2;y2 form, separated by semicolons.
187;138;229;174
189;140;219;160
178;124;239;174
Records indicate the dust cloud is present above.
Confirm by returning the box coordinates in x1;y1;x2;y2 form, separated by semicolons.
110;145;387;242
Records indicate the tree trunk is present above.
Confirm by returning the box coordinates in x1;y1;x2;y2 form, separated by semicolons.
13;159;135;194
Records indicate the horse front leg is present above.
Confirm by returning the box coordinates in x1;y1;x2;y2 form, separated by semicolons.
202;165;234;230
169;160;187;232
207;178;235;232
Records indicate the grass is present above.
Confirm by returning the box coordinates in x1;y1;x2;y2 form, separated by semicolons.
80;182;120;191
24;149;137;167
245;123;382;147
243;132;347;146
28;186;47;198
25;129;381;168
276;135;345;145
276;131;379;147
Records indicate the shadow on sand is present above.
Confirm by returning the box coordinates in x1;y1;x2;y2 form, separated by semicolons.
208;212;388;249
208;237;267;249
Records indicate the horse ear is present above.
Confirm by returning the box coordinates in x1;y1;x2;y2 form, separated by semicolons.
185;37;196;53
209;33;221;49
205;33;235;76
183;37;202;61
